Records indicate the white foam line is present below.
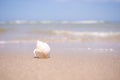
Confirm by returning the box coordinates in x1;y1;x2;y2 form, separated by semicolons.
0;40;35;44
78;47;114;52
65;48;114;52
87;48;114;52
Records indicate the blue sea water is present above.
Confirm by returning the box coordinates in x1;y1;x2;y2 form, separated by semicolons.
0;21;120;53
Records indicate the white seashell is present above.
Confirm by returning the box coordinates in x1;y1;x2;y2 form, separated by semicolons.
33;40;50;58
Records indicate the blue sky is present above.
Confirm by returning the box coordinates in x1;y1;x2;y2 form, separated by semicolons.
0;0;120;22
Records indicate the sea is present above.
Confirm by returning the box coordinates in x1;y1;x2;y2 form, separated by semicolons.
0;21;120;54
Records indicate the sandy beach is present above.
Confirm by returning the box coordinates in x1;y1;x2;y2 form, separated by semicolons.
0;43;120;80
0;0;120;79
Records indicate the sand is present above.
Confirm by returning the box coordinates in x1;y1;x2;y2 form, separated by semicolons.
0;43;120;80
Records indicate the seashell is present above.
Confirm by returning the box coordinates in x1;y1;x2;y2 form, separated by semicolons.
33;40;50;59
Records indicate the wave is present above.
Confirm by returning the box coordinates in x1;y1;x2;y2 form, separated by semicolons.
50;30;120;42
0;40;35;44
0;20;105;24
27;30;120;42
0;30;120;43
21;30;120;42
69;20;104;24
29;29;120;37
52;30;120;37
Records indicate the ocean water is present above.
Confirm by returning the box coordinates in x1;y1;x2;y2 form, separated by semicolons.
0;22;120;53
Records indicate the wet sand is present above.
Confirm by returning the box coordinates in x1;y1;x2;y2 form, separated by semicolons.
0;43;120;80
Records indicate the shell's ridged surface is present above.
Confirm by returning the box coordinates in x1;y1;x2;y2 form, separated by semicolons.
34;40;50;58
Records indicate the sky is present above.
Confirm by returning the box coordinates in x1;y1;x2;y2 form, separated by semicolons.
0;0;120;22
